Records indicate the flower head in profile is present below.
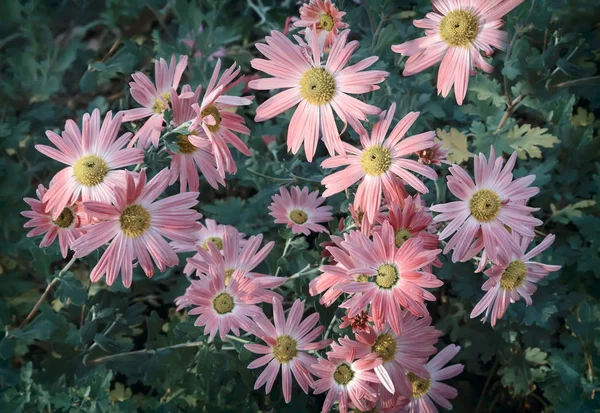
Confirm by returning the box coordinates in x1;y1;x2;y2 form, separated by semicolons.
406;345;464;413
392;1;524;105
250;29;388;162
269;186;333;235
122;55;188;148
471;234;561;326
339;310;372;334
322;103;437;226
246;299;331;403
429;147;542;264
22;184;84;258
35;109;144;220
294;0;348;49
417;141;450;166
71;169;201;287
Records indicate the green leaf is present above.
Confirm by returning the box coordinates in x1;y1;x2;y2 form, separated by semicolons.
503;124;560;159
55;273;87;306
435;128;474;164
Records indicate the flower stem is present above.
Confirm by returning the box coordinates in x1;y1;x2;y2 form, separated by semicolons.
84;340;206;365
275;237;293;277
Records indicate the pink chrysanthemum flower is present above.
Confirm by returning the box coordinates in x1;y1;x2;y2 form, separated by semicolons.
122;55;188;148
268;186;333;235
175;265;265;340
71;169;201;287
339;310;372;334
312;346;383;413
36;109;143;220
471;234;561;326
417;141;450;166
168;85;224;193
294;0;348;49
22;184;84;258
321;103;437;224
245;299;332;403
351;396;408;413
171;218;244;253
429;147;542;264
336;221;443;334
249;29;388;162
189;60;253;177
391;0;524;105
406;345;464;413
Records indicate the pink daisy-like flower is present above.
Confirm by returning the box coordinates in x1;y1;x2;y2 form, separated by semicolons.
391;0;524;105
336;221;442;334
122;55;188;148
189;60;253;177
471;234;561;326
168;85;224;193
294;0;348;49
417;141;450;166
429;146;542;264
71;169;201;287
249;29;388;162
321;103;437;224
36;109;143;220
245;298;332;403
339;310;372;334
351;396;408;413
268;186;333;235
171;218;244;253
22;184;84;258
406;345;464;413
175;265;266;340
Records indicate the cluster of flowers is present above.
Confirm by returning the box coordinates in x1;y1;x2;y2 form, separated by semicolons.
22;0;562;412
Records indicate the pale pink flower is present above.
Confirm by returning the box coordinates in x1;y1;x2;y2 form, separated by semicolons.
189;60;253;177
339;310;372;334
22;184;84;258
294;0;348;49
71;169;201;287
417;141;450;166
406;345;464;413
429;147;542;264
245;299;332;403
351;396;408;413
171;218;245;253
36;109;143;220
249;29;388;162
336;221;442;334
471;234;561;326
269;186;333;235
175;265;265;340
391;0;524;105
122;55;188;148
168;85;224;193
322;103;437;226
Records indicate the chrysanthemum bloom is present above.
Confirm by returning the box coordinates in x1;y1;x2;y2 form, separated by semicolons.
429;147;542;264
417;142;450;166
405;345;464;413
171;218;244;253
294;0;348;49
350;396;408;413
175;265;265;340
321;103;437;224
168;85;224;193
339;310;372;334
22;184;84;258
269;186;333;235
471;234;561;326
312;347;383;413
249;29;388;162
71;169;201;287
336;221;442;334
122;55;189;148
36;109;144;220
189;59;253;177
246;299;332;403
391;0;524;105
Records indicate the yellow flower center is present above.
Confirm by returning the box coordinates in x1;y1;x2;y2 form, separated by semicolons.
439;10;479;47
176;134;197;154
224;268;235;286
361;145;392;176
53;207;75;228
289;209;308;224
299;68;336;106
200;104;222;133
152;92;171;114
356;274;370;283
371;333;397;362
407;372;431;398
469;189;501;222
333;363;354;385
499;260;528;291
213;292;234;314
394;228;412;248
201;236;223;250
319;13;335;31
376;264;398;289
119;205;151;238
272;335;298;363
73;155;110;187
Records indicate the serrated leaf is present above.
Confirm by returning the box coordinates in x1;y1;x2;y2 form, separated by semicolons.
435;128;473;164
503;124;560;159
468;75;505;107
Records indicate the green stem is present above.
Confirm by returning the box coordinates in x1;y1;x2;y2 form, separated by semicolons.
247;169;295;183
84;340;206;365
548;75;600;89
275;237;293;277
